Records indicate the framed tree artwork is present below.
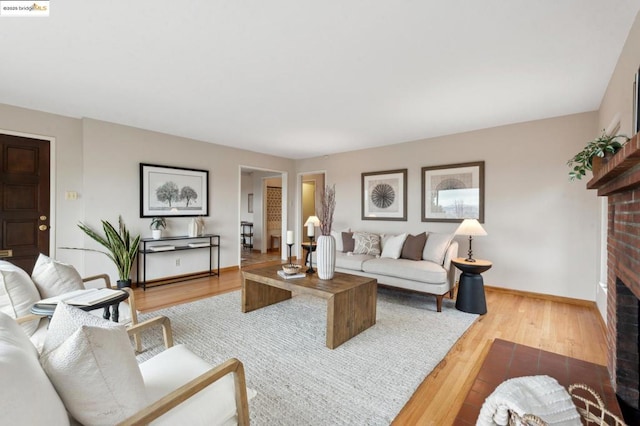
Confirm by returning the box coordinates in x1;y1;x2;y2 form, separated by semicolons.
421;161;484;223
361;169;407;221
140;163;209;217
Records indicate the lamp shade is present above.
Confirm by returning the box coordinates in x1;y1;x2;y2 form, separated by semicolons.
304;216;321;237
304;216;321;227
454;219;487;236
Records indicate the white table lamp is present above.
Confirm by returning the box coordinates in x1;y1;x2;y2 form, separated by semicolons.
454;219;487;262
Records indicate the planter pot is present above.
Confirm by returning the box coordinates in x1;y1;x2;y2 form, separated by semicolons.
316;235;336;280
152;229;162;239
591;152;614;176
116;279;132;289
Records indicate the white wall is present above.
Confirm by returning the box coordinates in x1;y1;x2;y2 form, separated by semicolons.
296;112;600;300
0;106;295;282
0;103;86;268
79;119;295;279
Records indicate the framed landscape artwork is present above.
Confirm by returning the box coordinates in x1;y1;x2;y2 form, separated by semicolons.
361;169;407;221
140;163;209;217
421;161;484;223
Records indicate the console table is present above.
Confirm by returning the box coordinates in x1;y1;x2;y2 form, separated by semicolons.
137;234;220;290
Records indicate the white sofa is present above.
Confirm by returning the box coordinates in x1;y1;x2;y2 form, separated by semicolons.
328;230;459;312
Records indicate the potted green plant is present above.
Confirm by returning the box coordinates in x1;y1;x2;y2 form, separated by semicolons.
75;216;141;288
150;217;167;239
567;131;629;180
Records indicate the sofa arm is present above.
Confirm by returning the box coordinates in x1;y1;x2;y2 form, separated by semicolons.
117;358;250;426
82;273;112;288
127;315;174;349
15;313;44;325
442;240;458;271
442;240;459;290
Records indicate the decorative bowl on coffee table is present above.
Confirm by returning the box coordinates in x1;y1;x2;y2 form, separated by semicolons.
282;264;302;275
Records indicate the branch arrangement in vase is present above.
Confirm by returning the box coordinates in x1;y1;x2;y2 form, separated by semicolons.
318;184;336;236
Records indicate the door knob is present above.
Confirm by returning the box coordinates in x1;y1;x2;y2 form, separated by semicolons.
40;215;47;221
39;225;48;231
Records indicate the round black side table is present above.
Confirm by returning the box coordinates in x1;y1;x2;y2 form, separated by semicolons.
452;257;492;315
31;290;129;322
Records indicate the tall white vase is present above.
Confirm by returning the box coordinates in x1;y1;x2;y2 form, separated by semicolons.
316;235;336;280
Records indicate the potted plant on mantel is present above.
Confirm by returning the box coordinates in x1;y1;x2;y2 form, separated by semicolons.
567;130;629;181
316;184;337;280
73;216;141;288
150;217;167;239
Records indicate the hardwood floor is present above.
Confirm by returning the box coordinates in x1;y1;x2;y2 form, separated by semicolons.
133;269;608;425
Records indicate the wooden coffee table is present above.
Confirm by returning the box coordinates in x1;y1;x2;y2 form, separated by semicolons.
242;264;377;349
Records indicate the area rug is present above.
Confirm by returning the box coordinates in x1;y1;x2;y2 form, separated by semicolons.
135;288;478;425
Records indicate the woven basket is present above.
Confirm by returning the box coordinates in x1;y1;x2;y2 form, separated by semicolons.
568;384;627;426
507;384;627;426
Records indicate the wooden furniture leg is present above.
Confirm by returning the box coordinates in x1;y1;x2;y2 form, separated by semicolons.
242;277;291;313
326;280;377;349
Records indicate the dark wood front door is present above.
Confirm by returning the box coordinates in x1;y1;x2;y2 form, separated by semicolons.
0;134;50;273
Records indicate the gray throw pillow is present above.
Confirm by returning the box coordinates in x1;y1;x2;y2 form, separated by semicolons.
342;232;355;253
401;232;428;261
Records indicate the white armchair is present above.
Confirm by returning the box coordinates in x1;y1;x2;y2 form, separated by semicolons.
3;310;252;425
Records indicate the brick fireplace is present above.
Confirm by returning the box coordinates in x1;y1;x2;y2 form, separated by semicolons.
587;133;640;411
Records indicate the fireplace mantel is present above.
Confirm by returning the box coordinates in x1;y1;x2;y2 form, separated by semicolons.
587;133;640;195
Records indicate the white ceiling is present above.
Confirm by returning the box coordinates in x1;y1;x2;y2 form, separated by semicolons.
1;1;639;159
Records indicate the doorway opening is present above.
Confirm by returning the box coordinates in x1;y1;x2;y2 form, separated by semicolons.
239;166;287;269
298;171;325;262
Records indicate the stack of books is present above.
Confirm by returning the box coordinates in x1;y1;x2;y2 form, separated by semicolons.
149;245;175;252
277;270;306;280
37;288;123;306
188;242;211;248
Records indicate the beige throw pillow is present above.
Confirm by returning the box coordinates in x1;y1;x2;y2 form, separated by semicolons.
422;233;454;264
31;254;84;299
0;260;41;336
353;232;381;256
40;303;147;425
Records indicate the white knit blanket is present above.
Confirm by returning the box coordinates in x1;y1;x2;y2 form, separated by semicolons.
476;375;582;425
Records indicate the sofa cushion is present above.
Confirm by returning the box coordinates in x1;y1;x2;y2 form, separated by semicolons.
362;258;447;284
422;232;454;264
141;344;257;425
401;232;428;261
381;233;407;259
40;303;147;425
330;228;349;252
31;254;84;299
335;252;375;271
341;231;355;252
0;260;41;336
353;232;381;256
0;312;69;425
